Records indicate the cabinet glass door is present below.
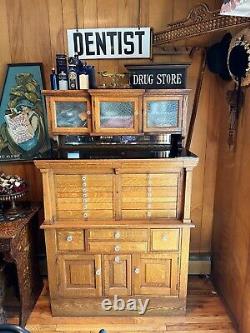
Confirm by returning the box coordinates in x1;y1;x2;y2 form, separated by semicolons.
51;97;91;134
143;96;183;133
93;97;140;134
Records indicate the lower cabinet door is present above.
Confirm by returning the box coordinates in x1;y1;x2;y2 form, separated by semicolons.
103;255;132;296
133;253;179;296
57;254;102;297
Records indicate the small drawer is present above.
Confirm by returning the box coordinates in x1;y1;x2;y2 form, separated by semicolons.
57;230;85;251
88;229;148;241
88;241;147;254
151;229;180;251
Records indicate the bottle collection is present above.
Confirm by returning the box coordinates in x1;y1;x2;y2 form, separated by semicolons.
50;53;96;90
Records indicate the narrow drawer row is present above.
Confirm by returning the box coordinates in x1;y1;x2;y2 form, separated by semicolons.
56;228;180;253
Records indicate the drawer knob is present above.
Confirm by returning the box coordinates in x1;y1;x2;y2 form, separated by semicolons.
114;245;120;252
66;235;73;242
86;110;91;115
114;231;121;239
96;269;101;276
134;267;140;274
83;213;88;218
114;256;120;263
162;234;168;241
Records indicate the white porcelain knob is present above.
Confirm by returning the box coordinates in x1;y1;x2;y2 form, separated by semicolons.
66;235;73;242
134;267;140;274
114;231;121;239
162;234;168;241
114;245;120;252
115;256;120;263
96;269;101;276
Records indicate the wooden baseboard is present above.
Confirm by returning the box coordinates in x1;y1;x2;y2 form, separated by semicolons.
51;297;186;316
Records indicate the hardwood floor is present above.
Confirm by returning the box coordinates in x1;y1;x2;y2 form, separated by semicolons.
18;276;237;333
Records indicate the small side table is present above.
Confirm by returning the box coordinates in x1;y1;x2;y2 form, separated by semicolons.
0;204;43;326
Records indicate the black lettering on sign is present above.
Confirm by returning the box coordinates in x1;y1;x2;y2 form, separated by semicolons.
118;31;122;55
96;32;106;56
134;31;145;54
73;33;83;56
124;32;134;55
85;32;95;55
107;32;117;55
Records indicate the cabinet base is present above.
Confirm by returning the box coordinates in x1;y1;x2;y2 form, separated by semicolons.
51;297;186;316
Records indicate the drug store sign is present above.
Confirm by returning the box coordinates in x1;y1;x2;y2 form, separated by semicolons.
67;27;151;59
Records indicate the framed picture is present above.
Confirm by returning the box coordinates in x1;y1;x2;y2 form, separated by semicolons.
0;63;50;161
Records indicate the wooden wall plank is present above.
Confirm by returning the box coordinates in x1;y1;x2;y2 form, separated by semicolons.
47;0;65;68
212;85;250;333
0;0;11;92
21;0;51;88
5;0;25;63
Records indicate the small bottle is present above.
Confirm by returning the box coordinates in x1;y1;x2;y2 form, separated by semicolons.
68;64;79;90
58;71;68;90
79;62;89;89
50;68;58;90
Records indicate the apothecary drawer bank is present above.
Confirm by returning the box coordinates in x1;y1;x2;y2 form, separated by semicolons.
35;154;198;316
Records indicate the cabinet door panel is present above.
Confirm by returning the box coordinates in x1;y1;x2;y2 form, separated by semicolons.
58;254;102;297
143;96;184;133
133;254;179;296
104;255;131;296
49;96;91;135
92;96;141;134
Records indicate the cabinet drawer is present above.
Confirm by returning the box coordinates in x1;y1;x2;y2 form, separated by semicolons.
121;174;178;187
57;230;84;251
122;209;176;219
55;174;113;189
57;209;113;220
151;229;180;251
88;241;148;253
88;229;148;241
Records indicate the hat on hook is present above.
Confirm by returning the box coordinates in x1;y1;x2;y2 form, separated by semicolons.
206;33;232;81
227;27;250;87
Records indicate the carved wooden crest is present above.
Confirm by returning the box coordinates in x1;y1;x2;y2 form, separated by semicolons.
153;3;250;46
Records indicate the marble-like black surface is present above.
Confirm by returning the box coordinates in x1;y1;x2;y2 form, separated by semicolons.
35;145;197;160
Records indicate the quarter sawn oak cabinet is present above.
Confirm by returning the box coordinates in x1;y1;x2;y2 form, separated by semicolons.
42;89;189;137
35;155;198;316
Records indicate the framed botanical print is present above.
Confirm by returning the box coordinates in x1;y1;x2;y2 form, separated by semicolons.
0;63;50;161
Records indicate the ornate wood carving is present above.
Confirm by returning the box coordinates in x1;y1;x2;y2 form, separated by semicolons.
153;3;250;46
0;204;43;326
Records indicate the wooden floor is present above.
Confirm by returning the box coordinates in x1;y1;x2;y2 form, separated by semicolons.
10;276;237;333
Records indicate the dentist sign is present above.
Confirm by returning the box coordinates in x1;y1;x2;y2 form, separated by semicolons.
67;27;151;59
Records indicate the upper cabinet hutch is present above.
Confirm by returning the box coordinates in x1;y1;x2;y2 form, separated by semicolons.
43;89;189;137
36;88;198;317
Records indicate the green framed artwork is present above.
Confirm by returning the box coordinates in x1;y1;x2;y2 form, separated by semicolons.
0;63;50;161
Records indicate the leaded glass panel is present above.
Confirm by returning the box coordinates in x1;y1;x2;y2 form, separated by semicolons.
100;102;134;128
146;100;179;128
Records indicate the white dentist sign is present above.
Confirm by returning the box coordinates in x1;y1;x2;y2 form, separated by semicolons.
67;27;151;59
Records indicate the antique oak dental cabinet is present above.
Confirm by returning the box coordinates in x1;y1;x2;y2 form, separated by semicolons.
35;89;198;316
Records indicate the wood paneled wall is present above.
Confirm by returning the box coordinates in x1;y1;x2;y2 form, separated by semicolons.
0;0;223;253
212;86;250;333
